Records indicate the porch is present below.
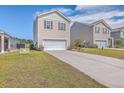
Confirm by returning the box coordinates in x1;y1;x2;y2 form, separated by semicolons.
0;34;10;53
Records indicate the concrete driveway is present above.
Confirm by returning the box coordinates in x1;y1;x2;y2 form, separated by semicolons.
47;50;124;88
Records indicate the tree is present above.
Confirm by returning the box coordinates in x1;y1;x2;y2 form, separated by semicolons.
115;39;123;46
74;39;82;47
26;39;33;44
26;39;35;50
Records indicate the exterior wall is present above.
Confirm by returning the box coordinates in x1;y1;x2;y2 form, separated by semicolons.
33;19;38;47
70;22;93;46
111;31;121;40
10;37;20;50
36;12;70;49
120;31;124;38
111;28;124;39
93;23;112;47
111;28;124;46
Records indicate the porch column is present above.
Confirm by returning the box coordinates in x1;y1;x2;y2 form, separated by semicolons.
112;37;114;47
8;37;11;50
1;35;4;53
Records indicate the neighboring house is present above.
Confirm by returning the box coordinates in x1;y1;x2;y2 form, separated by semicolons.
0;30;26;53
112;27;124;40
33;10;71;50
111;27;124;46
71;20;114;48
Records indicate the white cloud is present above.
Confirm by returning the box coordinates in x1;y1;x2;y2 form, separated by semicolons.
75;5;98;11
33;11;40;18
33;10;48;18
69;10;124;28
33;7;73;18
107;19;124;29
50;8;73;16
50;8;72;14
33;6;124;28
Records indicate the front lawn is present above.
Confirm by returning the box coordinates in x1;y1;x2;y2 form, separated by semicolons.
80;48;124;59
0;51;104;88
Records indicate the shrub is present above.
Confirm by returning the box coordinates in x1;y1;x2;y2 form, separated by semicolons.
29;43;35;50
74;39;82;47
90;44;98;48
68;45;77;50
115;39;124;46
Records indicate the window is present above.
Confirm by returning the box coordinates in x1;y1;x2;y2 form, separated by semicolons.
95;27;100;33
44;20;53;29
102;28;107;34
102;28;105;34
107;30;110;34
58;22;66;31
105;28;107;34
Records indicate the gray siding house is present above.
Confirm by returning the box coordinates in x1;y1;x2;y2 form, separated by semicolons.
111;27;124;46
111;27;124;40
71;20;114;48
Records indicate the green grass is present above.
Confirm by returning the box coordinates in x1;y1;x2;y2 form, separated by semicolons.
0;50;105;88
80;48;124;59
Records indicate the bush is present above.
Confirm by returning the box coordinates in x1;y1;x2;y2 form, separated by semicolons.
115;39;124;46
68;45;77;50
29;43;35;50
90;44;98;48
74;39;82;47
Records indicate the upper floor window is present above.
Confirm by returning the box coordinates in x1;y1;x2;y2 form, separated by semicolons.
105;28;108;34
58;22;66;31
102;28;108;34
102;28;105;34
44;20;53;29
95;27;100;33
107;30;110;34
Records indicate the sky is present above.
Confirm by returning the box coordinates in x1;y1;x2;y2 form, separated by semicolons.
0;5;124;40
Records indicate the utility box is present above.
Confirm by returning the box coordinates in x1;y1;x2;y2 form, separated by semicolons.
20;48;30;54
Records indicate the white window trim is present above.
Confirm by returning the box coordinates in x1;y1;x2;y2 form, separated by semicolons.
95;27;100;33
58;22;66;31
44;20;53;30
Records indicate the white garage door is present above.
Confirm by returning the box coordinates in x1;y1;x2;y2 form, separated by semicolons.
95;40;107;48
43;39;66;50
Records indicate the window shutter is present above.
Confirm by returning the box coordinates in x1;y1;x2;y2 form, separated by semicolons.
44;20;46;29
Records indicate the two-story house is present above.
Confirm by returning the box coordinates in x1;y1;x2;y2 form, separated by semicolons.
111;27;124;46
33;10;71;50
71;20;113;48
112;27;124;40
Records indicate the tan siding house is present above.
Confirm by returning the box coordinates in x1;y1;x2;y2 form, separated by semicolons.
33;10;71;50
71;20;113;48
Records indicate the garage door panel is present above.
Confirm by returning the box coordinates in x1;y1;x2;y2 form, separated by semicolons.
95;40;107;48
43;39;66;50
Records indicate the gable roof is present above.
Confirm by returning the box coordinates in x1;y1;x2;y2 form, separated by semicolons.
90;19;112;30
37;10;71;22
